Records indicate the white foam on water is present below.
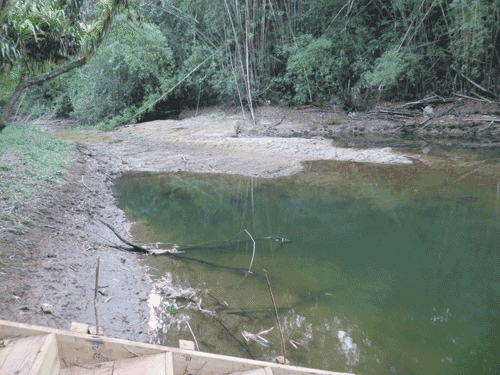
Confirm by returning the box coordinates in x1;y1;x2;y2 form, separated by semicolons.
337;330;360;366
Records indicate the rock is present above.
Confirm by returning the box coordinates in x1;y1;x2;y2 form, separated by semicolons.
423;105;434;118
41;303;53;313
232;120;254;137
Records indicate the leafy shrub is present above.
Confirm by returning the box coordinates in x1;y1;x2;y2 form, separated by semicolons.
274;34;343;105
24;72;75;118
68;15;175;125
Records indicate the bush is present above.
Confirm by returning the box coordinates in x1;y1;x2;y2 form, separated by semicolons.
68;15;175;126
274;35;341;105
24;72;75;118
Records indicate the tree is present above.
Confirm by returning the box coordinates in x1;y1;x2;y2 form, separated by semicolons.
0;0;127;132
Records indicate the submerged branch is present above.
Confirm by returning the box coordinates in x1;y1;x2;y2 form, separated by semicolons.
244;229;256;273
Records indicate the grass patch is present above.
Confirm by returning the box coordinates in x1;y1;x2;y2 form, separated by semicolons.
0;125;72;202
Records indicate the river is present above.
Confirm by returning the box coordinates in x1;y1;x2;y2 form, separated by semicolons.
114;146;500;374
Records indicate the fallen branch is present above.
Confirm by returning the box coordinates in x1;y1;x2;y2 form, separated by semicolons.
452;92;499;104
437;105;462;118
452;67;499;99
270;116;285;128
419;117;432;128
99;220;152;254
393;95;460;110
81;175;93;193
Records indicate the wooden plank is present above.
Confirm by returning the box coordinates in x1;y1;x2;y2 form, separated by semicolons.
179;340;195;350
0;335;46;375
165;352;174;375
59;361;114;375
113;353;166;375
0;342;14;369
70;323;90;334
0;320;352;375
30;333;60;375
228;367;274;375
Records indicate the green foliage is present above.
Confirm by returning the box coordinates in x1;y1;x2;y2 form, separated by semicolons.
275;35;337;104
24;71;76;118
0;0;84;74
0;67;22;101
0;125;72;201
141;0;231;107
9;0;500;121
68;14;175;125
361;46;413;89
448;0;488;80
163;302;178;315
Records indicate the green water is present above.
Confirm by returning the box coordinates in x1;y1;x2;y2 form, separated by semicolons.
114;158;500;374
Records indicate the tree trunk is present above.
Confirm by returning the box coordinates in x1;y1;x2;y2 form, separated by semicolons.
0;57;86;132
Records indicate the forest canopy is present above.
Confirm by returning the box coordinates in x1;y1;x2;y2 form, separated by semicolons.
2;0;499;128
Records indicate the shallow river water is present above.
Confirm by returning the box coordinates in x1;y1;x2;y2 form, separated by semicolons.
114;150;500;375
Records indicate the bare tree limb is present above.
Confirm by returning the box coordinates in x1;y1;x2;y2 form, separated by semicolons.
99;219;153;254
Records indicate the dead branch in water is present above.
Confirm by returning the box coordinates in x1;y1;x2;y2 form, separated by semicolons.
241;327;274;347
244;229;256;273
99;220;181;255
99;220;153;254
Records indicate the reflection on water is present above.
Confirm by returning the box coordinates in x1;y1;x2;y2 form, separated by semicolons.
114;157;500;375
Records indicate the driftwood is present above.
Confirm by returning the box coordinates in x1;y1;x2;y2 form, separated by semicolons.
369;95;462;122
393;95;460;110
98;220;183;255
368;107;420;122
99;219;153;254
99;220;295;268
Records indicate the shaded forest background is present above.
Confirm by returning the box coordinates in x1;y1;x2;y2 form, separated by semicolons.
1;0;500;129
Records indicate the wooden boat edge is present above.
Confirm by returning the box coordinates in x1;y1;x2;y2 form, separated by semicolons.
0;319;354;375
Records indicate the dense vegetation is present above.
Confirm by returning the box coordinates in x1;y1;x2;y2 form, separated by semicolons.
1;0;500;128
